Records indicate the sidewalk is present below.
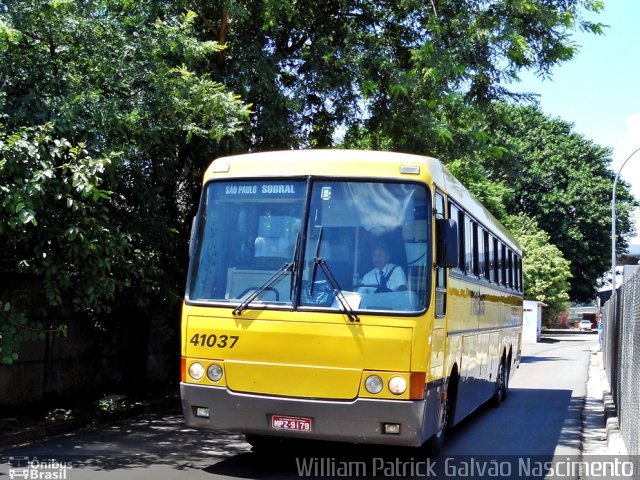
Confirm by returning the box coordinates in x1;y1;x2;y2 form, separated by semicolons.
0;393;180;449
582;346;628;456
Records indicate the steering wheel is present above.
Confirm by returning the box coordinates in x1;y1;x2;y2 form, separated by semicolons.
238;286;280;301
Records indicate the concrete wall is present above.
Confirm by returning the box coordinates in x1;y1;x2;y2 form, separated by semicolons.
0;275;178;408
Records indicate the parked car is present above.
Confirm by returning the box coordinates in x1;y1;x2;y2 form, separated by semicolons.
578;320;593;332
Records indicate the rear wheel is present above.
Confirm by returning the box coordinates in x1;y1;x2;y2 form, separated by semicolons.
491;358;509;406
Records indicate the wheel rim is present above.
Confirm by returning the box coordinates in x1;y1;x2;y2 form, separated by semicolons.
503;362;509;394
435;393;449;439
497;362;505;400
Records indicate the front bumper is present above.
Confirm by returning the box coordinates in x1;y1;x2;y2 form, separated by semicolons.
180;383;430;447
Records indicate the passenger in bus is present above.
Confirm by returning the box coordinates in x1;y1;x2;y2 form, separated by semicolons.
360;244;408;293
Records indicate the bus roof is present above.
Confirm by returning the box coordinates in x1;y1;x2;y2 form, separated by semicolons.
204;150;521;253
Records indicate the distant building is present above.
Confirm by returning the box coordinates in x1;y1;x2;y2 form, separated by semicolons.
597;241;639;305
569;304;598;329
523;301;546;343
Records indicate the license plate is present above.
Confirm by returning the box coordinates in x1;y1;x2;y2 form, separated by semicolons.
271;415;312;432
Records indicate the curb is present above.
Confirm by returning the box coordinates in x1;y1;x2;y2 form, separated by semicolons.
0;395;181;449
581;347;628;456
542;329;598;335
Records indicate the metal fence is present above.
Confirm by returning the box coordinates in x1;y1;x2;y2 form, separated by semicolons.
602;267;640;455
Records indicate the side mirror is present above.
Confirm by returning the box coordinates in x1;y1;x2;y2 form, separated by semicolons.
436;218;459;268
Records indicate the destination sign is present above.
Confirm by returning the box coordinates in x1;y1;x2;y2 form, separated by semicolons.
225;184;298;195
212;181;306;200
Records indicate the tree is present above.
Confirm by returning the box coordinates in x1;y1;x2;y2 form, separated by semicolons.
504;215;572;321
0;0;616;362
0;1;250;362
185;0;605;152
446;156;513;221
489;104;637;303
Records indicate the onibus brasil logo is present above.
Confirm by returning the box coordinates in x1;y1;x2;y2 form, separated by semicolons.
8;457;73;479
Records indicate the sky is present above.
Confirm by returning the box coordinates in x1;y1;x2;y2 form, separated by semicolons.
513;1;640;247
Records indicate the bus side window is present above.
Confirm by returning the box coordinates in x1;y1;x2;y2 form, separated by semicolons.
491;237;498;284
449;202;464;272
464;215;475;275
518;256;523;292
477;226;486;278
508;250;515;289
483;230;491;279
501;244;507;286
497;242;504;285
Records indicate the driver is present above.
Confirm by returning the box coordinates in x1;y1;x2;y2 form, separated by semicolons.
360;244;407;293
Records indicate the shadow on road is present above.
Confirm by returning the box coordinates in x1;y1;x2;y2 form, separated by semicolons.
0;387;582;480
201;387;579;479
1;335;594;479
519;356;563;363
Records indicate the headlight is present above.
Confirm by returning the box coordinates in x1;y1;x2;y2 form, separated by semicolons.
365;375;384;394
207;364;223;382
388;376;407;395
188;362;205;381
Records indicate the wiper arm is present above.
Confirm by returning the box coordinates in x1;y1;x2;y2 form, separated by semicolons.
290;233;301;300
233;262;293;316
313;257;360;323
310;226;323;287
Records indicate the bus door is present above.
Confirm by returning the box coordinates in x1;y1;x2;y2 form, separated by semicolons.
430;190;447;380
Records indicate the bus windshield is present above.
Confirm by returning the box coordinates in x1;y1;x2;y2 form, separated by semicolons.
188;180;306;305
301;181;429;313
187;179;430;313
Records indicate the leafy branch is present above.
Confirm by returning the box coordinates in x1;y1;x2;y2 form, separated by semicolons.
0;302;67;365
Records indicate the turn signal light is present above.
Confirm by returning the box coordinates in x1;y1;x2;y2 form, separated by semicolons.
410;372;426;400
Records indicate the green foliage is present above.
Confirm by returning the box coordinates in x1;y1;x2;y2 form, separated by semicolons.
0;0;621;363
442;102;636;304
446;158;513;222
0;301;67;365
0;123;131;312
0;0;249;362
490;103;637;302
504;215;572;320
186;0;603;152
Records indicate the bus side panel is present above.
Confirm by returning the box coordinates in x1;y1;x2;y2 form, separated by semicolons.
445;286;522;427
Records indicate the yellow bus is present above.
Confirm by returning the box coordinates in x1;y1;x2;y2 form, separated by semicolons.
180;150;522;454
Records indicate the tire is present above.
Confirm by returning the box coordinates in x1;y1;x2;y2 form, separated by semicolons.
423;378;453;457
503;355;511;400
244;434;285;454
490;358;509;407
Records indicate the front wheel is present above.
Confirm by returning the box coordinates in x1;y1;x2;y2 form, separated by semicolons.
244;434;288;454
423;383;451;457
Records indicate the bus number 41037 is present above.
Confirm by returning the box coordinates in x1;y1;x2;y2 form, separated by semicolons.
189;333;239;349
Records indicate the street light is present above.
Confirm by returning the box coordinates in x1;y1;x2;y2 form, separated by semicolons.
611;146;640;295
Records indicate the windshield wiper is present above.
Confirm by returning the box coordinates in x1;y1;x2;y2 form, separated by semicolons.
233;233;301;316
308;226;358;322
290;233;301;300
313;257;360;323
310;226;323;287
232;262;294;316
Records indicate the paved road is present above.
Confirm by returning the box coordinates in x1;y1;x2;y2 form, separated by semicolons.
0;334;598;479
